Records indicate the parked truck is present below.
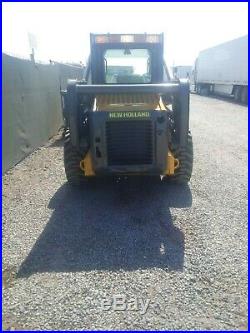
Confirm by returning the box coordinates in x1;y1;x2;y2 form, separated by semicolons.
194;35;248;104
172;66;192;80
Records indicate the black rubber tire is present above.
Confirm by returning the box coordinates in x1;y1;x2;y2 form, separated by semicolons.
196;84;201;95
234;86;242;103
167;133;193;184
64;129;87;185
200;86;210;96
241;86;248;104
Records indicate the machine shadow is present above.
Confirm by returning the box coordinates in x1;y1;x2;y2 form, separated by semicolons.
17;178;192;277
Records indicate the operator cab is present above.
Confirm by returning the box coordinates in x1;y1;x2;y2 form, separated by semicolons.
88;33;167;84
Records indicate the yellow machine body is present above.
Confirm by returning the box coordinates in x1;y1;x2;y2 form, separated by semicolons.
80;93;179;177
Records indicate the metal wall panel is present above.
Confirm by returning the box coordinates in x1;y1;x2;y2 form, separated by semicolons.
2;54;83;173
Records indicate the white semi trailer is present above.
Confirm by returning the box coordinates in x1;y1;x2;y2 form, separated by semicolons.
194;35;248;104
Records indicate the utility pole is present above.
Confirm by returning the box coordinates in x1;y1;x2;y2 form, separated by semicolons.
28;32;37;63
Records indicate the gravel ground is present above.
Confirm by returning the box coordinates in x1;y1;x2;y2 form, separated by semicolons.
3;95;248;330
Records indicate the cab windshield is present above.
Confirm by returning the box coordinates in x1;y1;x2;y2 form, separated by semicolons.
104;48;151;84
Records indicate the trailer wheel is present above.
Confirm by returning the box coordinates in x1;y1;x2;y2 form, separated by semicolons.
166;133;193;184
234;86;242;103
200;85;210;96
64;129;87;185
196;84;201;95
241;86;248;104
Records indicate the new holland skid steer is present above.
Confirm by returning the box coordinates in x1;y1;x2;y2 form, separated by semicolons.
61;33;193;185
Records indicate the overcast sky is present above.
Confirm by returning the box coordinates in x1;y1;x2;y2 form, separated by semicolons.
2;2;248;67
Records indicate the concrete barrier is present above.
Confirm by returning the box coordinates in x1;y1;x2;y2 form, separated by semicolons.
2;53;83;173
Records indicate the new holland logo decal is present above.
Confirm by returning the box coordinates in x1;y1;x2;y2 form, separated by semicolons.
109;111;150;119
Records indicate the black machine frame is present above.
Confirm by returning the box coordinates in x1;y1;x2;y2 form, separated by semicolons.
65;81;190;148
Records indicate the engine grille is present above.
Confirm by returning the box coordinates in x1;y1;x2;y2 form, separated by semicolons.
106;120;153;166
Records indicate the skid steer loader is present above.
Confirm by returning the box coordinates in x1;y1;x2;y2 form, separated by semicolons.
61;33;193;185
